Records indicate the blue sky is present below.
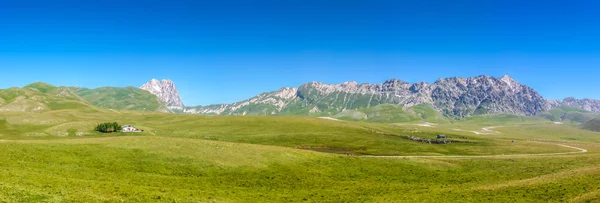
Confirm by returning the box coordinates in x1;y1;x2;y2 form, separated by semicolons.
0;0;599;106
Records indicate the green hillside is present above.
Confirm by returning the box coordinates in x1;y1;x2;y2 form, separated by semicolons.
581;118;600;132
459;114;549;125
334;104;450;123
538;106;599;123
0;82;100;113
71;86;168;112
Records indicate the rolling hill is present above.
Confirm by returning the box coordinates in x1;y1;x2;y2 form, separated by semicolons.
581;118;600;132
538;106;600;123
70;86;169;112
0;82;100;113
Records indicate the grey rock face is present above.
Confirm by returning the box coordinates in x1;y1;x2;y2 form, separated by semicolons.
430;75;547;117
140;79;184;110
185;75;554;117
548;97;600;112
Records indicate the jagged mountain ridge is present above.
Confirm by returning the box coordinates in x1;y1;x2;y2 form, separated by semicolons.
140;79;184;110
547;97;600;113
3;77;598;121
184;75;568;118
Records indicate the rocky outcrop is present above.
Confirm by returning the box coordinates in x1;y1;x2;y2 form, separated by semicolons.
431;75;547;117
140;79;184;110
185;75;553;118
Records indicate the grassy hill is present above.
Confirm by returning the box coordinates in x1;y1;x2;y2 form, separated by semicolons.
333;104;450;123
581;118;600;132
71;86;169;112
0;82;101;113
538;106;599;123
458;114;549;125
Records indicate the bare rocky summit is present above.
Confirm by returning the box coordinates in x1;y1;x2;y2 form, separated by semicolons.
140;79;184;110
430;75;547;117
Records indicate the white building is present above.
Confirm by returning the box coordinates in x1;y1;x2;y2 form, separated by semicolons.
122;125;139;132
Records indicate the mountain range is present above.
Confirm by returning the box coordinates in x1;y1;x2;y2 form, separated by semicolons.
180;75;599;119
1;75;598;124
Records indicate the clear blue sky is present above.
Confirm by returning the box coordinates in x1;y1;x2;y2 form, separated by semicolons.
0;0;599;106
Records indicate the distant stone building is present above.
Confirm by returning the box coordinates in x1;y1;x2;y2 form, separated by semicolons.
122;125;140;132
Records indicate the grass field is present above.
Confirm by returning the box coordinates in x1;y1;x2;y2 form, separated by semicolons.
1;109;600;202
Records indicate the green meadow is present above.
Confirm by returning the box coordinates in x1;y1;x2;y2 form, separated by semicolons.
0;107;599;202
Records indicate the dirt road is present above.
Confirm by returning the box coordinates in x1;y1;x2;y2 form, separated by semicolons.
360;143;588;158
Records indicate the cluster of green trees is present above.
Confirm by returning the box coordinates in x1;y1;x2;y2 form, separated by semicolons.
94;122;122;133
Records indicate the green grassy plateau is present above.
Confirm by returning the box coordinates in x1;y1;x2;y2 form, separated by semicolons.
0;108;599;202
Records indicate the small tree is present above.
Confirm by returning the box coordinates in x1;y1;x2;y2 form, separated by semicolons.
95;122;122;133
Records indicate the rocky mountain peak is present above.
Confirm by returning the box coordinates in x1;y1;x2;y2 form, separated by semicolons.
140;79;184;110
500;75;517;87
500;75;514;81
383;78;408;85
342;81;359;86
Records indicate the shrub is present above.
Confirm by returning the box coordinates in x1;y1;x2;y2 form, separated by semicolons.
94;122;122;133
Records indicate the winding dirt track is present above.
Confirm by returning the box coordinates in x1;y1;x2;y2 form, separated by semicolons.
361;143;588;158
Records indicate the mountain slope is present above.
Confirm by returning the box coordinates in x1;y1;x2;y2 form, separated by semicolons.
333;104;450;123
185;75;549;118
184;87;299;115
71;86;169;112
431;75;546;117
547;97;600;113
0;82;100;112
580;118;600;132
538;106;599;123
140;79;184;110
